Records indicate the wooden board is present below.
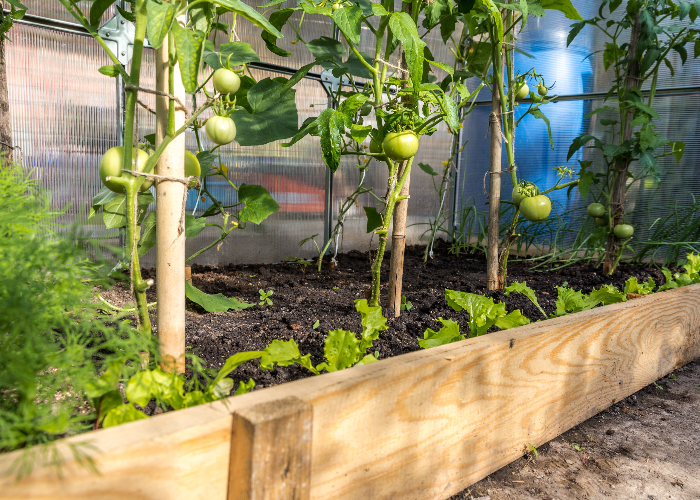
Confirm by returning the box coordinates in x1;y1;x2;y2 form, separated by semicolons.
1;284;699;500
0;403;233;500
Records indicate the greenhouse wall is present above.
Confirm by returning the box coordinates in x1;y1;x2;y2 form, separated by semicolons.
5;0;700;266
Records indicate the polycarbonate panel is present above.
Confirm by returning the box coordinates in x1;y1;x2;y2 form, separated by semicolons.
456;91;700;258
216;4;332;71
6;24;119;241
471;0;700;103
21;1;115;26
332;120;454;254
179;71;328;266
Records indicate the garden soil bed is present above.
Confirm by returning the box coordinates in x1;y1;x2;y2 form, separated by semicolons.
102;240;671;391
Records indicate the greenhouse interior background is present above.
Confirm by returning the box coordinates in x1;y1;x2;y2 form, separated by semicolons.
5;0;699;267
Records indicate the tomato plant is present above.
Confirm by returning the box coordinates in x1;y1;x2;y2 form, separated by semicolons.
512;181;539;207
567;0;698;273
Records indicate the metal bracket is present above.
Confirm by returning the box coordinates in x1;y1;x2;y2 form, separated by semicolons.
320;69;350;97
98;12;152;65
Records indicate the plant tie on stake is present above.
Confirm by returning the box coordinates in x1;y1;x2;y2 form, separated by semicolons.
483;166;517;194
121;169;200;236
125;84;189;119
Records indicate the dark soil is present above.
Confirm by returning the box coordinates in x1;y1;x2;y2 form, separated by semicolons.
102;240;668;390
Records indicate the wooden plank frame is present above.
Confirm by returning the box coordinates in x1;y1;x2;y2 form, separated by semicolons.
2;284;699;500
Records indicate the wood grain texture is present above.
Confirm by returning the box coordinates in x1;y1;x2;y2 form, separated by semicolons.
1;284;699;500
229;397;312;500
0;404;232;500
239;283;700;499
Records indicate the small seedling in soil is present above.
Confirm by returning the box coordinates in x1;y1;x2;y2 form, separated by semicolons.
653;381;664;390
526;443;539;457
401;295;413;312
587;434;595;443
286;256;313;274
668;373;677;382
571;443;584;452
259;289;273;306
312;320;320;330
333;286;339;290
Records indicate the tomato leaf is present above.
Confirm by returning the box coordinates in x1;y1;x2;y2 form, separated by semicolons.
567;20;586;47
185;281;254;312
350;124;372;143
305;37;346;68
363;206;383;233
184;214;206;237
90;0;114;27
98;64;129;81
389;12;426;88
338;93;369;117
262;8;294;57
172;23;205;94
231;78;299;146
577;171;595;200
332;5;363;45
539;0;583;20
442;93;460;131
237;183;280;225
146;0;176;50
137;211;157;257
316;108;351;172
213;0;283;38
529;108;553;149
419;317;464;349
202;41;261;70
418;163;438;176
670;141;685;162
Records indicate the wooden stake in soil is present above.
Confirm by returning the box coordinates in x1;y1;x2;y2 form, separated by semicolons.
229;397;312;500
0;36;13;161
387;8;411;317
486;69;503;290
603;13;642;275
155;26;187;373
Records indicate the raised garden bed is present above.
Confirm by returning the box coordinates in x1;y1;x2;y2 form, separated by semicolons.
2;281;698;500
101;243;671;391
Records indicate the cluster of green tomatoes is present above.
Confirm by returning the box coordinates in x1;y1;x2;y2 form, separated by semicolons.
586;203;634;239
513;81;549;102
98;68;244;193
512;181;551;222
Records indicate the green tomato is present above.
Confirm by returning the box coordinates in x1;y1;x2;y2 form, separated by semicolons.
205;115;237;145
99;146;153;194
382;131;419;161
212;68;241;95
369;137;383;155
595;217;608;227
613;224;634;239
519;195;551;222
185;150;201;189
514;82;529;100
587;203;606;218
332;2;342;10
360;103;372;116
537;84;548;96
512;181;539;207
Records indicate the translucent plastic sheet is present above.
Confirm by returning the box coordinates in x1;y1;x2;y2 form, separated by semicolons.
6;24;119;246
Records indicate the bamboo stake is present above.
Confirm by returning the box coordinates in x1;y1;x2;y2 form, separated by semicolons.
155;21;187;373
